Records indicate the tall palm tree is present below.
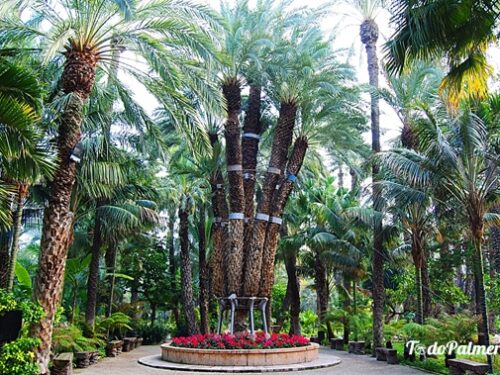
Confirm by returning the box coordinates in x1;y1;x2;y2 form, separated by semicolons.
380;110;499;372
385;0;499;105
346;0;386;350
2;1;219;370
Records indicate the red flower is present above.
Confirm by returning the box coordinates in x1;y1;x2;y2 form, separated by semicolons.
170;332;310;350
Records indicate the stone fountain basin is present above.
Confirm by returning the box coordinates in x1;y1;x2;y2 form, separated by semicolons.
161;342;319;366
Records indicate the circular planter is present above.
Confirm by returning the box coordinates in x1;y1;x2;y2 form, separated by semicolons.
161;342;319;366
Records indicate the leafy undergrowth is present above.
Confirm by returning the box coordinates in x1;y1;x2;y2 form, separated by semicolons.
171;332;310;349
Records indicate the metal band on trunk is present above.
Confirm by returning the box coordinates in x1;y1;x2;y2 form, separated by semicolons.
271;216;282;225
267;167;281;175
242;132;260;140
255;213;270;221
227;164;243;172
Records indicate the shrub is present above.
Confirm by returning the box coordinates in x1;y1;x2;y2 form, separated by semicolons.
137;321;169;344
52;324;105;353
299;310;318;337
0;291;43;374
96;312;132;339
0;338;40;375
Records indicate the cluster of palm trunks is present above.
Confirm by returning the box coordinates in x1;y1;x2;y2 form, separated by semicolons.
209;79;308;307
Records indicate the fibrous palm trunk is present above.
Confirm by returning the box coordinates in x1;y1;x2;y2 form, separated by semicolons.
167;213;180;325
179;205;199;335
314;250;328;323
492;206;500;273
7;183;28;291
244;101;298;297
198;205;210;334
105;241;117;317
411;230;425;324
471;220;492;372
421;255;432;318
342;276;351;344
222;80;245;296
259;136;308;297
208;133;228;297
284;250;301;335
0;234;9;288
360;18;384;351
242;84;262;264
31;45;98;373
85;203;104;330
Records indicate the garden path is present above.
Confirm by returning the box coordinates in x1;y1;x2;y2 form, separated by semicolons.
75;345;426;374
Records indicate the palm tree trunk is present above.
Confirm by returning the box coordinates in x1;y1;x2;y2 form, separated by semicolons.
0;230;11;289
150;303;157;327
222;80;245;296
244;101;298;297
342;276;351;344
179;205;199;335
411;230;425;324
360;18;384;351
208;133;228;297
353;280;358;341
131;281;141;321
421;255;432;318
31;46;98;372
7;184;28;291
242;84;262;265
105;241;117;318
285;250;301;335
259;136;308;297
415;266;424;324
85;204;104;329
492;207;500;273
472;235;492;372
167;212;181;325
198;204;210;334
314;250;328;324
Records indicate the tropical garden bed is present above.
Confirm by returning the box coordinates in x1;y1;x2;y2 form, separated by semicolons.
170;332;311;350
163;333;318;366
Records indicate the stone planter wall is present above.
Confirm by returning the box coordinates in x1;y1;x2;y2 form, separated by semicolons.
161;343;319;366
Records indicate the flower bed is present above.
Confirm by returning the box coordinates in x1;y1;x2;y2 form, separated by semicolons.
171;332;310;350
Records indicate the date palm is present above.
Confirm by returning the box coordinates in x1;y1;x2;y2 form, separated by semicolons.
2;0;219;370
217;0;275;296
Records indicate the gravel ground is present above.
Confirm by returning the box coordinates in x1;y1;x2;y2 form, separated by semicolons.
75;345;426;375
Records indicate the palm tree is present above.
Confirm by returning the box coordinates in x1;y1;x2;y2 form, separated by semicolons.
378;162;433;324
380;62;444;318
217;0;274;296
385;0;499;105
346;0;386;350
380;61;442;149
380;110;499;372
2;1;219;370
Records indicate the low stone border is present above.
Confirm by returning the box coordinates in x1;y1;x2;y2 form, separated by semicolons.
139;351;341;373
161;343;319;366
